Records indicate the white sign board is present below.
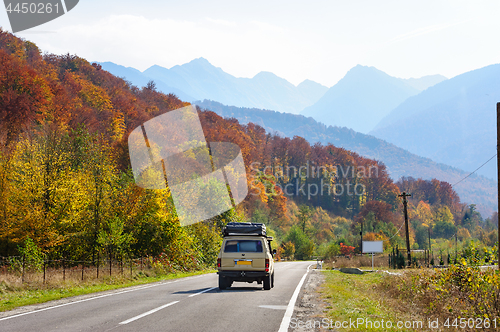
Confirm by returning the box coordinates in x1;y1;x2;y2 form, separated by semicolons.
362;241;383;253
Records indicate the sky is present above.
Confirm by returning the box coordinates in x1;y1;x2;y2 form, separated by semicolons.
1;0;499;87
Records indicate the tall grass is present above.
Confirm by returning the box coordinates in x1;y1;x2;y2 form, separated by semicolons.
327;254;389;269
380;264;500;330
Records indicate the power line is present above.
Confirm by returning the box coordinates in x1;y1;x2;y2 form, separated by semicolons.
452;153;497;187
385;219;406;241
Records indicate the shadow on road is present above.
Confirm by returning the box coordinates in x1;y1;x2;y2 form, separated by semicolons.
172;288;213;294
218;285;264;292
173;284;265;295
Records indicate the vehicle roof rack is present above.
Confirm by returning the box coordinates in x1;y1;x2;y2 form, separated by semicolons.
223;222;266;237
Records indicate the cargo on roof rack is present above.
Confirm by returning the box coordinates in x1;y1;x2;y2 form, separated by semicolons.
223;222;266;237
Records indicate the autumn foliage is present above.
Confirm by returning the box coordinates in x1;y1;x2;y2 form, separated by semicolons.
339;243;355;256
0;29;495;266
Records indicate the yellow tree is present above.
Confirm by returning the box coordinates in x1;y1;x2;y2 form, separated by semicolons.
7;129;84;251
415;201;433;228
74;133;119;263
0;149;13;253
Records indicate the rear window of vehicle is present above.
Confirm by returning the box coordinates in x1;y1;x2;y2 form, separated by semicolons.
224;240;263;253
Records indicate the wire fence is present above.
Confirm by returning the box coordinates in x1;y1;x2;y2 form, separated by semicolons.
0;256;156;284
388;247;432;269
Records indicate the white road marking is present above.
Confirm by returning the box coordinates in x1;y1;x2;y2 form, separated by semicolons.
0;273;212;322
258;305;287;310
278;263;313;332
188;287;217;297
119;301;179;325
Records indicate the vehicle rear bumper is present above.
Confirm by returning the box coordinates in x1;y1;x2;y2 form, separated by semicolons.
218;270;270;281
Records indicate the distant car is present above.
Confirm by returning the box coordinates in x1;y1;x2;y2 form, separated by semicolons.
217;222;275;290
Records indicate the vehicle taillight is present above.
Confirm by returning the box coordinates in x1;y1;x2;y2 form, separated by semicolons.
265;258;269;272
217;258;221;268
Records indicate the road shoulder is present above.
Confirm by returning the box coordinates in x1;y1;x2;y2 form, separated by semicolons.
289;268;328;332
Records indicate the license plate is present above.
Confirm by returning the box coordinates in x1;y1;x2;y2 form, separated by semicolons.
236;260;252;265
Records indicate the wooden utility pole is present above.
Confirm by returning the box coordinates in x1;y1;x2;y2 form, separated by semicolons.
428;227;431;252
360;219;363;254
497;102;500;271
399;192;412;266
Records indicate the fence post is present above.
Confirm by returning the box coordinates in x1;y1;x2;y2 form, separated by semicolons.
63;259;66;281
393;248;396;269
109;256;112;277
22;254;25;283
97;252;99;279
43;260;46;284
81;263;84;281
130;258;132;277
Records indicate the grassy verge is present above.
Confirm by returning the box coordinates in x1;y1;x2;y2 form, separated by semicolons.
0;269;215;312
320;270;426;331
380;265;500;332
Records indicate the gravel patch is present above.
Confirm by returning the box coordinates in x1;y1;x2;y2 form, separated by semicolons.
289;268;331;332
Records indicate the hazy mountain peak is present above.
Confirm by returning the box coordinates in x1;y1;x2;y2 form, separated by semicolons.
103;59;344;114
253;71;280;79
401;74;448;91
296;79;329;104
99;61;142;74
144;64;167;72
297;79;328;89
346;64;385;76
184;57;212;67
369;64;500;181
251;71;294;88
300;65;420;133
171;57;218;72
191;56;210;63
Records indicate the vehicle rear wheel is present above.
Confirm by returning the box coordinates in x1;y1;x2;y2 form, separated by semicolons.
263;274;271;290
271;272;274;288
219;275;228;290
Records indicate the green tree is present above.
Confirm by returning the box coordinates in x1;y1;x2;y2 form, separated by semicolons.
97;217;132;264
285;225;314;260
298;205;312;233
17;236;45;272
415;225;430;249
433;219;456;238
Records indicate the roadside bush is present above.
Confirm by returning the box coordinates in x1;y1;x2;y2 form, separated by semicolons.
10;237;45;273
381;262;500;324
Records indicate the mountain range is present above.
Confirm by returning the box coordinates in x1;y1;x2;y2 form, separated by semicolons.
300;65;447;133
98;57;498;216
99;58;328;114
97;62;196;102
370;63;500;181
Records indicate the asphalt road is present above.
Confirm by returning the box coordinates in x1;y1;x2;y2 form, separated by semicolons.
0;261;314;332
